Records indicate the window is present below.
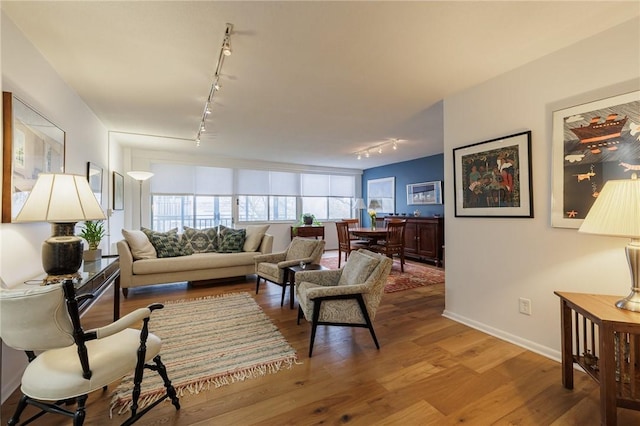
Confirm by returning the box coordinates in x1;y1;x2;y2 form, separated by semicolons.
148;163;359;228
152;195;232;231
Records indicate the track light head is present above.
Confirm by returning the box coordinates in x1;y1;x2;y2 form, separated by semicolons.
378;147;383;154
357;153;362;160
222;38;232;56
365;151;370;158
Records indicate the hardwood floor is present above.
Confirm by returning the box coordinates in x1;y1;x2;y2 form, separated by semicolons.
2;252;639;425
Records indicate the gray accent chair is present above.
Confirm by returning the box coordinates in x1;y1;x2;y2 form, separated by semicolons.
0;280;180;425
295;249;393;357
254;237;325;307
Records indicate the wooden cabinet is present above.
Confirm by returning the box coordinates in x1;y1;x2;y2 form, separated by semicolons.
376;217;444;266
291;225;324;240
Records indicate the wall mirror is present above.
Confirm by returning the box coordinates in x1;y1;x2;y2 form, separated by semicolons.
2;92;66;223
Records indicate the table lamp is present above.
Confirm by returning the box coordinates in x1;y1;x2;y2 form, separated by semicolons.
15;173;106;280
579;174;640;311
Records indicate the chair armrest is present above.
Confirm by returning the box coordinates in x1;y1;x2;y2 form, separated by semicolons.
306;283;369;299
294;269;342;287
254;251;286;265
277;257;316;268
88;307;152;339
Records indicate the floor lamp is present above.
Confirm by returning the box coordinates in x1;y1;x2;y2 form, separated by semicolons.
127;171;154;227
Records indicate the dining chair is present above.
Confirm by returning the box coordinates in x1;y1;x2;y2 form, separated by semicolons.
370;220;407;272
0;280;180;426
336;221;359;268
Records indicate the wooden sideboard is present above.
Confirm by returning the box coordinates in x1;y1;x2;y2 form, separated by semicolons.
291;225;325;240
376;216;444;266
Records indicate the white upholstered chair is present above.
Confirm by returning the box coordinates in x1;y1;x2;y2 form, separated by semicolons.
0;280;180;425
294;249;393;357
254;237;325;307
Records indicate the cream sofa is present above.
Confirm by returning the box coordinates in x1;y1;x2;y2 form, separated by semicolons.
117;232;273;297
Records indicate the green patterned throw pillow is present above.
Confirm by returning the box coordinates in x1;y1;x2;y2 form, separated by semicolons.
218;227;246;253
181;226;218;254
142;228;186;258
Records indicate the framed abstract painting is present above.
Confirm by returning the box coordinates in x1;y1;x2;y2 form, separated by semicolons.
453;131;533;218
551;90;640;228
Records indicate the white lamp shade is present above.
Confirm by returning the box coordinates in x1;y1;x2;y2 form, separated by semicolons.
354;198;366;209
579;177;640;238
127;171;154;181
15;174;105;223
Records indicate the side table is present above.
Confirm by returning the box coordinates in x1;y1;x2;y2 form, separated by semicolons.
555;291;640;425
284;264;329;309
291;225;325;240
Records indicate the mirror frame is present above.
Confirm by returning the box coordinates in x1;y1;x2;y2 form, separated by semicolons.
2;92;66;223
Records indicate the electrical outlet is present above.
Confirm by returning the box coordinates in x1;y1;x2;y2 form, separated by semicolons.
519;297;532;315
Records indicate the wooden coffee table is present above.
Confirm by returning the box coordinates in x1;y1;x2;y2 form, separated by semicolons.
284;264;329;309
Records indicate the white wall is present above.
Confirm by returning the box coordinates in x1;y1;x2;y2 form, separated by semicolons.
0;13;113;402
443;18;640;360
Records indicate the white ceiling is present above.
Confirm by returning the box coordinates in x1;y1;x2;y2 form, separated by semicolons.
3;1;639;170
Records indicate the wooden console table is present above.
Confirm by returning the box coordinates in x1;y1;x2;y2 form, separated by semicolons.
555;291;640;425
291;225;324;240
21;257;121;321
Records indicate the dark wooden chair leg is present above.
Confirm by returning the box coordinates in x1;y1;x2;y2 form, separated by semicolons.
356;294;380;349
309;300;322;357
72;395;87;426
153;355;180;410
255;276;261;294
7;395;28;425
297;306;303;325
122;287;129;298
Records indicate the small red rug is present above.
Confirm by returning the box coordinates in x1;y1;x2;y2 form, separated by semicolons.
319;255;444;293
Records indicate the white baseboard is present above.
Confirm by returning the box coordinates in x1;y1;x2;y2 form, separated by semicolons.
442;309;561;363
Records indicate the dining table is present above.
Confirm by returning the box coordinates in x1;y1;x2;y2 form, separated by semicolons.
348;227;388;245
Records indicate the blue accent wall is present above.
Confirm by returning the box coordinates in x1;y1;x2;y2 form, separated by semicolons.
362;154;444;226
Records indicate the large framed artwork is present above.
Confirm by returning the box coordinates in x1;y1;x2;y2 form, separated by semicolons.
2;92;66;223
367;177;395;214
551;90;640;228
113;172;124;211
87;162;103;204
453;131;533;218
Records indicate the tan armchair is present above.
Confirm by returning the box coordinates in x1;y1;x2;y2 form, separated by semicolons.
254;237;325;307
0;280;180;425
294;249;393;357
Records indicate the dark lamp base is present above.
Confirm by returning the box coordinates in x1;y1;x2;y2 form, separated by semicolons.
42;223;83;275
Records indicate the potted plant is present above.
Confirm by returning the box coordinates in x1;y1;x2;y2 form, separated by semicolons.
78;220;106;262
292;213;321;236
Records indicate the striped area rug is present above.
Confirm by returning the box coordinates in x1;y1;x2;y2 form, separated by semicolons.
110;292;298;414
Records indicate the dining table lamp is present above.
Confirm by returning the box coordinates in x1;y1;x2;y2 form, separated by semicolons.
579;174;640;311
127;171;154;226
15;173;106;280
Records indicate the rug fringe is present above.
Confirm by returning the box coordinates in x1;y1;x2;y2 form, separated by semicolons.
110;356;298;415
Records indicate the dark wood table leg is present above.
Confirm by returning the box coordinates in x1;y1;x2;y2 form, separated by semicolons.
288;269;295;309
113;275;121;321
560;299;574;390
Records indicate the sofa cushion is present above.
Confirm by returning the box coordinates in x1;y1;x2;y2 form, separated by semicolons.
142;228;186;258
218;227;246;253
121;229;157;260
181;226;218;254
132;251;258;275
337;250;378;286
243;225;269;252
